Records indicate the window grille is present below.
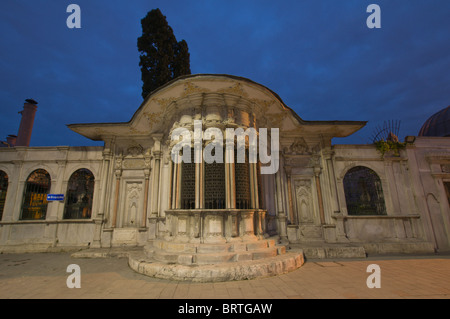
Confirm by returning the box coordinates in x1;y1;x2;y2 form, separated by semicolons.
343;166;386;215
181;151;195;209
21;169;51;220
235;150;250;209
205;148;225;209
64;169;95;219
0;171;8;220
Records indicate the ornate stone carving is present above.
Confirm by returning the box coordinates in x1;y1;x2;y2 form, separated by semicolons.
295;179;314;223
284;138;310;155
144;110;164;128
123;159;145;169
250;98;274;114
181;82;210;97
127;144;143;157
217;82;248;97
115;152;123;174
266;112;286;128
127;183;142;199
154;97;177;108
124;182;142;227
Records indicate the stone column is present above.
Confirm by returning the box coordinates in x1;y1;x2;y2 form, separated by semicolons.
285;166;295;224
11;160;25;221
240;210;257;241
255;210;266;238
275;170;288;243
52;159;67;221
171;151;182;210
111;153;123;228
195;141;203;209
97;146;111;218
323;149;340;213
142;154;151;228
225;139;236;209
151;149;161;217
314;166;326;225
249;144;259;209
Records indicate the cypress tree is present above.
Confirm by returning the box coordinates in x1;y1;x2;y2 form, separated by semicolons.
137;9;191;99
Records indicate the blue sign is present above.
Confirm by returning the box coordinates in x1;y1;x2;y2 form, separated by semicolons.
47;194;65;201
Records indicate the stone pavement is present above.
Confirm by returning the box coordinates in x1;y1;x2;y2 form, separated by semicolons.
0;250;449;299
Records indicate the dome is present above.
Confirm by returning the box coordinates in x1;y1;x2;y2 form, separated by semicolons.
418;106;450;137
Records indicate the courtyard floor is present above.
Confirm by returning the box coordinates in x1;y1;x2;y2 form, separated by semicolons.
0;250;449;300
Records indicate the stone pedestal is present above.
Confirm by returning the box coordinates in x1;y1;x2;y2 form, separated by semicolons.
128;208;304;282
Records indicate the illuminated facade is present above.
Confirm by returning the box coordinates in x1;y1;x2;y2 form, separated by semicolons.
1;75;449;268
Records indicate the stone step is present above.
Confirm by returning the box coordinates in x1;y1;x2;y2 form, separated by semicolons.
251;247;279;260
128;249;306;282
150;239;283;255
246;241;270;250
152;240;197;254
194;252;238;265
196;243;233;254
151;245;282;265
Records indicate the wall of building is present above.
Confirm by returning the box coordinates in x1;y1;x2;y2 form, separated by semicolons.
0;146;103;252
405;137;450;252
1;138;449;254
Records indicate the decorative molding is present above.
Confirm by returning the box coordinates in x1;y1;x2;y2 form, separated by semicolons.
126;144;143;157
144;110;164;128
284;138;310;155
217;82;248;97
123;159;145;169
181;82;210;97
127;182;142;200
425;152;450;164
154;97;177;108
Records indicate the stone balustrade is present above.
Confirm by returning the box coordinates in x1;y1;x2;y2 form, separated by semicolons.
164;209;267;244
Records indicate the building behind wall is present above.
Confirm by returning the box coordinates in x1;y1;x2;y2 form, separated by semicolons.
0;74;449;258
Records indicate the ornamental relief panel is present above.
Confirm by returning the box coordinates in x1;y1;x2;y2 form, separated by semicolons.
294;179;315;224
126;144;144;157
121;182;143;228
123;159;145;169
441;164;450;173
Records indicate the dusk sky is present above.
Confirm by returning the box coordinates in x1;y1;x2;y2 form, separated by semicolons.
0;0;449;147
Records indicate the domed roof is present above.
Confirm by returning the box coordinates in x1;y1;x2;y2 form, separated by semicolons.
418;106;450;137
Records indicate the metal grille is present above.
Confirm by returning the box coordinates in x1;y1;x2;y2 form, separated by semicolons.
21;169;51;220
205;148;225;209
343;166;386;215
0;170;8;220
181;150;195;209
64;169;95;219
235;150;250;209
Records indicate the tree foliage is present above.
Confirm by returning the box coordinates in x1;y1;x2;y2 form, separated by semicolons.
137;9;191;99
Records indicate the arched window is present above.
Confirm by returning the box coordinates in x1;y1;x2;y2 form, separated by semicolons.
21;169;51;220
64;169;95;219
0;170;8;220
343;166;386;216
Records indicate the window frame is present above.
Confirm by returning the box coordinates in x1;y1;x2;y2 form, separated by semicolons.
20;169;51;220
63;168;95;219
343;166;387;216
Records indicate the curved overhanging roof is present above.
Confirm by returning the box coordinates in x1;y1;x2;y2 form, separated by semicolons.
68;74;366;141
